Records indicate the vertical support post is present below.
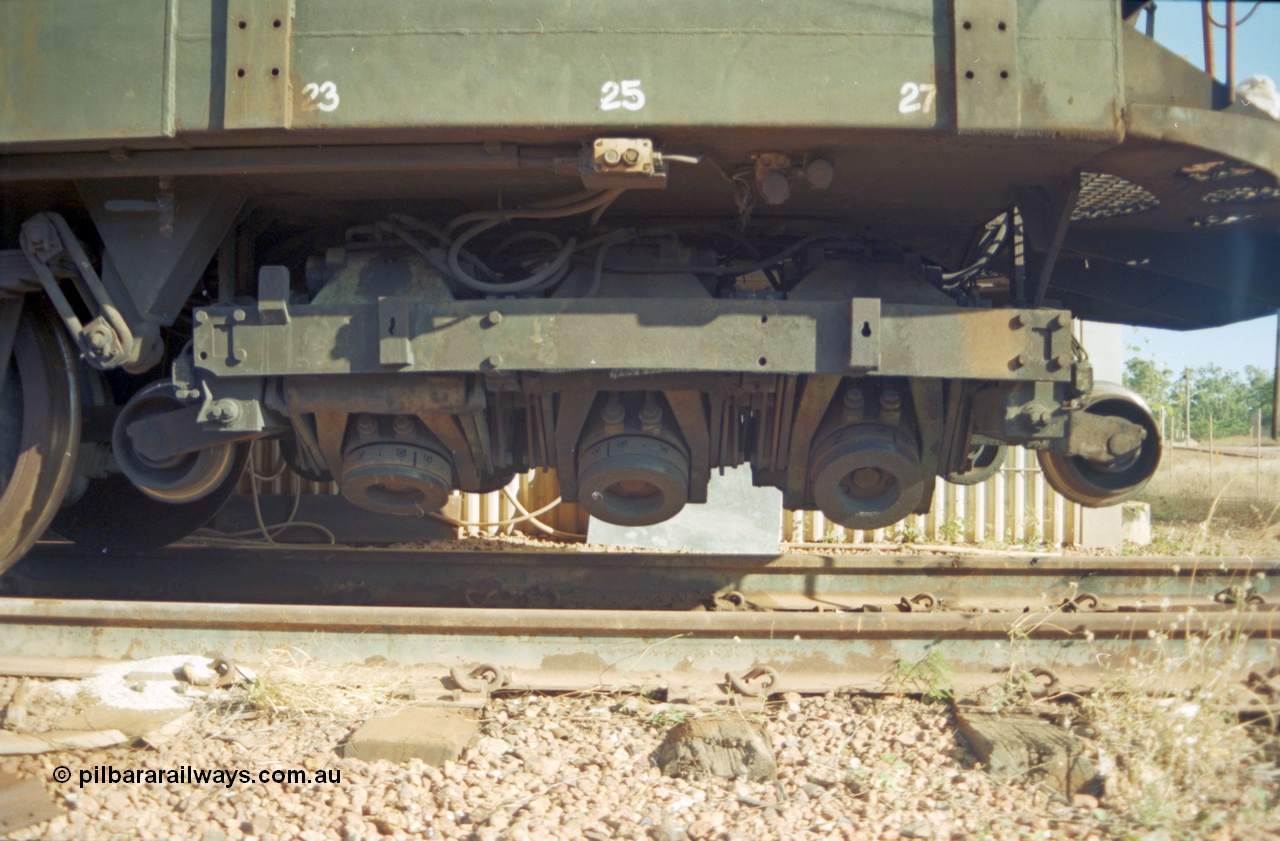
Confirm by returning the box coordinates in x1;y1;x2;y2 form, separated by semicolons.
1225;0;1236;95
1032;449;1045;545
1201;1;1216;77
1184;368;1192;442
1013;447;1026;544
1272;310;1279;441
1257;408;1263;497
1209;410;1214;495
1052;483;1065;547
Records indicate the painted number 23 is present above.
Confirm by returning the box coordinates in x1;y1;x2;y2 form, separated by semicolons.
600;80;645;111
898;82;936;114
301;81;340;113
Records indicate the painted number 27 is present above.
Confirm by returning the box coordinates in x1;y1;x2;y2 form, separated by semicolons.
600;80;645;111
301;81;340;113
898;82;936;114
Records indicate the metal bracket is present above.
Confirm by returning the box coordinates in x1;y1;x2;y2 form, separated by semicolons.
125;402;264;461
725;666;782;712
19;213;161;373
895;593;938;613
953;0;1019;133
224;0;293;130
1062;411;1146;462
77;177;243;329
256;266;291;326
448;663;508;707
580;138;667;190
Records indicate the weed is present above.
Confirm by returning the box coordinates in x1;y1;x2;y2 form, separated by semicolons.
645;707;687;727
937;517;965;544
896;520;924;544
890;649;955;703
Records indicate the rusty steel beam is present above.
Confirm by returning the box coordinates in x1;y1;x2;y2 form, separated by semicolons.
192;298;1074;382
0;596;1275;697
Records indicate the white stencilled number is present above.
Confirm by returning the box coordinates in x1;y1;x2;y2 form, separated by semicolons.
898;82;936;114
600;79;645;112
301;81;340;113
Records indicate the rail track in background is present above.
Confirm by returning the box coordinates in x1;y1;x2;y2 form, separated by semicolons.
1;542;1278;708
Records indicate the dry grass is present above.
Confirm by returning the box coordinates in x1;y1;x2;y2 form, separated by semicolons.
1138;445;1280;558
241;650;416;721
972;617;1280;837
1147;446;1280;505
1138;495;1280;558
1075;628;1279;834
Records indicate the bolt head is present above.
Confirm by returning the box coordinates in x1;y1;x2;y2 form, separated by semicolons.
805;158;835;189
602;148;621;166
487;310;503;326
1014;353;1030;368
232;308;247;323
87;330;109;349
486;354;503;369
210;399;241;424
194;310;209;325
233;348;248;362
622;148;640;165
759;171;792;206
356;414;377;435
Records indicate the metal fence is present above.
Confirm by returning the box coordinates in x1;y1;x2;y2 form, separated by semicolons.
1154;406;1280;502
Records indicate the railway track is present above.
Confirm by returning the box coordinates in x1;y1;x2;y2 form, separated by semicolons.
1;542;1278;706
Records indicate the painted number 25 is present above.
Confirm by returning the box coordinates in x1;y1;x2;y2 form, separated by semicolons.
898;82;936;114
600;80;645;112
301;81;340;113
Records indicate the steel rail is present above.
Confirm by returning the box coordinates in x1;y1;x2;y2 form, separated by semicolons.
7;544;1277;613
0;594;1276;700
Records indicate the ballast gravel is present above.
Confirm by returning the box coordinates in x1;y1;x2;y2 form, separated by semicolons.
0;678;1249;841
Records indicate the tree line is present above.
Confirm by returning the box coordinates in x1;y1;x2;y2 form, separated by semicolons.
1123;357;1275;441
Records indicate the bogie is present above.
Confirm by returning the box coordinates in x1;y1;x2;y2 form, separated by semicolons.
3;1;1277;566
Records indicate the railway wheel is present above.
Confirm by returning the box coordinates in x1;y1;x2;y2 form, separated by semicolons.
1037;382;1161;507
0;303;81;573
51;442;250;552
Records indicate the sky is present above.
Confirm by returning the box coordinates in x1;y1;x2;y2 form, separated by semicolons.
1119;0;1279;375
